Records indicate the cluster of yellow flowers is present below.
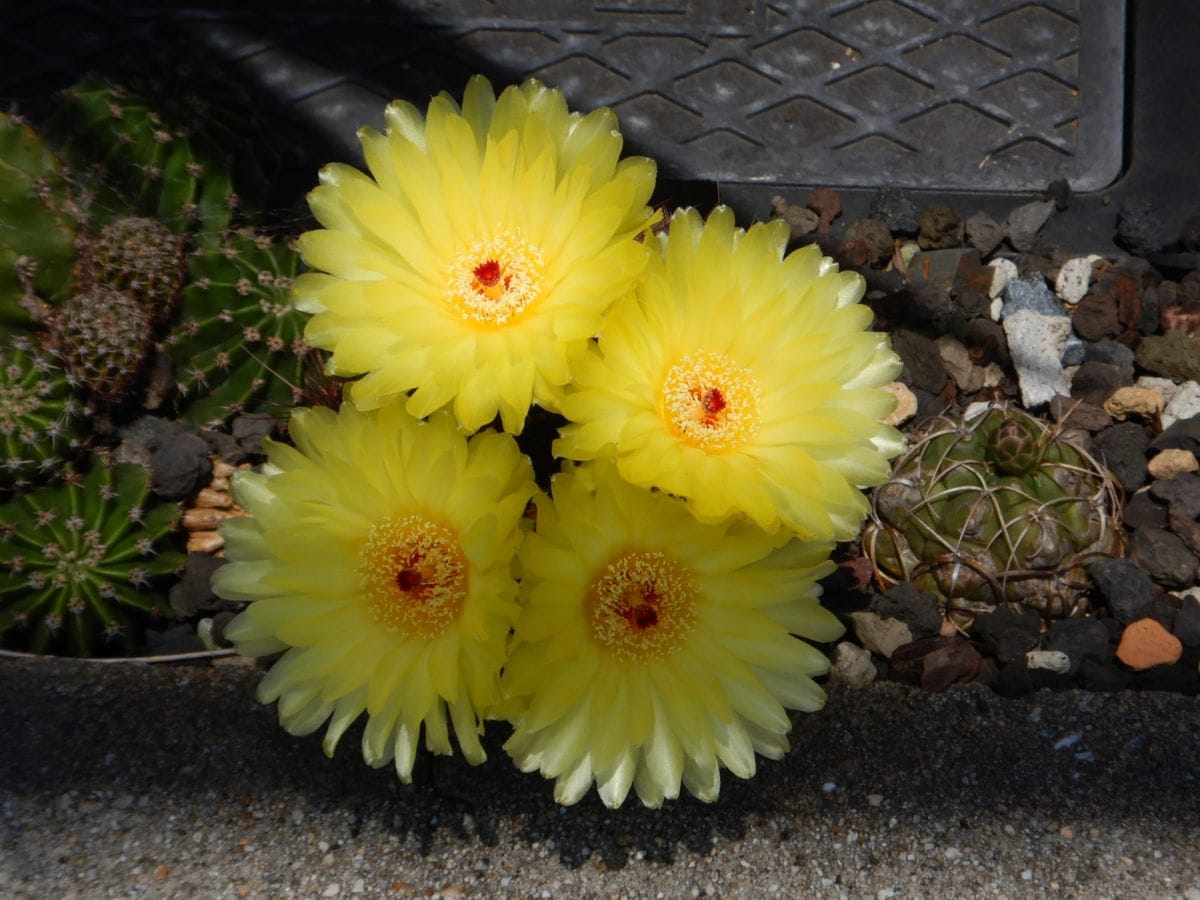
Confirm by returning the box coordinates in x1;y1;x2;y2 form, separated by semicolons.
213;76;903;808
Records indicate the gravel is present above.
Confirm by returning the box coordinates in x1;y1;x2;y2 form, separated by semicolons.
3;657;1199;898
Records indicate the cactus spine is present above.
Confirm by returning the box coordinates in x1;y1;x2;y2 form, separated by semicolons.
863;405;1124;632
0;461;184;655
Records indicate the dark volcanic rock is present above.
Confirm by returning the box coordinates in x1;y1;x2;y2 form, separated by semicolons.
1077;657;1131;692
1071;290;1121;341
962;317;1011;370
1174;595;1200;648
168;553;228;618
1150;416;1200;456
1043;618;1111;674
917;204;964;250
1117;198;1169;257
201;429;247;465
1048;396;1112;433
1123;490;1169;530
891;329;950;395
920;639;983;692
972;606;1041;665
1135;331;1200;381
232;414;279;456
1172;513;1200;556
839;218;893;267
149;431;213;500
1005;199;1055;252
1129;526;1200;589
1149;473;1200;519
1069;361;1128;404
1086;558;1156;623
1083;338;1136;379
1093;421;1150;491
871;583;943;640
869;188;919;234
965;211;1003;256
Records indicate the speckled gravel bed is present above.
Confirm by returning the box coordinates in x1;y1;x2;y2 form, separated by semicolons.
3;657;1199;898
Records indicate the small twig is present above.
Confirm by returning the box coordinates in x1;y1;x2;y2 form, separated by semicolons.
0;647;240;664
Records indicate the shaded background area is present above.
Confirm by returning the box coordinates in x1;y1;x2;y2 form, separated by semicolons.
3;1;1195;254
2;657;1199;895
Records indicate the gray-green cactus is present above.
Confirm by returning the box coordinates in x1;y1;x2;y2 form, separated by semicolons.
863;405;1124;632
0;460;184;655
0;335;87;489
169;228;312;426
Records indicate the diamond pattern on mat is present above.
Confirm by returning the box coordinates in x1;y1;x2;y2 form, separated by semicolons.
1;0;1124;191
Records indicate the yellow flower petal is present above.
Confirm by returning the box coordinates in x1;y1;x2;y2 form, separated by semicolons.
214;401;535;781
500;462;838;808
557;205;903;541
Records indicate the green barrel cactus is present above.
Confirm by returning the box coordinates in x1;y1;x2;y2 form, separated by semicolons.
168;228;311;427
862;405;1124;633
0;112;79;332
0;460;184;655
50;78;237;244
0;335;86;488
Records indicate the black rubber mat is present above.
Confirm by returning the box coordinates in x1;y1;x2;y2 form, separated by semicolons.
3;1;1127;194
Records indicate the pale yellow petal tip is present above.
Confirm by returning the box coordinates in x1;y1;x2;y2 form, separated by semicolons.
214;399;534;781
500;462;836;808
558;203;902;539
296;76;657;437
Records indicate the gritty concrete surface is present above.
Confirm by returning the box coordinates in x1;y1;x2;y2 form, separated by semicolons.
2;656;1199;899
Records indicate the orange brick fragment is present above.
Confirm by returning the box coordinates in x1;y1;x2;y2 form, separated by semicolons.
1116;618;1183;671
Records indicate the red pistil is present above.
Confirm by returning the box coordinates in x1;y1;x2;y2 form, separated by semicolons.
689;386;727;428
473;259;502;286
618;585;661;632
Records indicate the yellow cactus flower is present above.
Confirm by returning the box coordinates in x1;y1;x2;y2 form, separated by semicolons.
498;462;843;808
555;206;904;542
213;402;535;781
294;75;656;434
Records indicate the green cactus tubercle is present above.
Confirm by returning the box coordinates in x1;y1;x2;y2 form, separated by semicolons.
0;462;184;655
170;229;311;427
864;406;1124;632
0;335;86;487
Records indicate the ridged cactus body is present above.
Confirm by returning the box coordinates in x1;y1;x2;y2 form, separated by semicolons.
0;461;184;655
0;336;86;488
0;113;78;330
863;406;1124;632
170;229;310;426
52;79;236;244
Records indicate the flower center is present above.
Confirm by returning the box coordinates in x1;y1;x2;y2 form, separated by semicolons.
588;550;695;660
447;230;544;326
661;351;760;451
359;515;467;637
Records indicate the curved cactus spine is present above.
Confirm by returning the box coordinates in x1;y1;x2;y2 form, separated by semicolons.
0;460;184;655
169;229;311;426
0;112;79;331
0;335;87;489
51;79;237;245
863;405;1124;633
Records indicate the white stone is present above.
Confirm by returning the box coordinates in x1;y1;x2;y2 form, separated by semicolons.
1162;381;1200;430
1054;254;1102;306
988;258;1019;304
849;612;913;659
829;641;877;687
1003;309;1073;409
1026;649;1071;673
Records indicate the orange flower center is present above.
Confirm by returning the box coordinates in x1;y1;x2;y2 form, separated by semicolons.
360;515;467;637
447;231;543;326
661;351;760;452
588;550;695;660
